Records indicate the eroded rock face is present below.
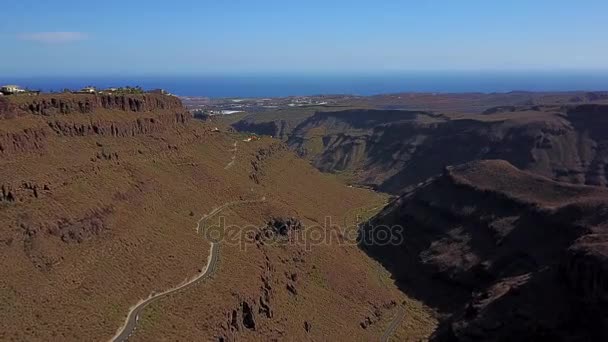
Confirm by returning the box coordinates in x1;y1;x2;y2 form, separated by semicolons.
0;184;16;202
359;301;396;330
265;217;303;236
0;181;51;203
19;207;113;245
0;94;191;156
231;105;608;194
217;215;310;341
249;142;288;184
232;120;291;140
6;94;184;117
48;207;113;244
0;128;47;154
12;206;113;273
46;113;189;138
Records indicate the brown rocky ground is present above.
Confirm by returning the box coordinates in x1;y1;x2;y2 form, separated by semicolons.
363;160;608;341
0;94;436;341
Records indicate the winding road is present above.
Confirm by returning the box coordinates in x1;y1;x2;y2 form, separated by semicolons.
381;306;406;342
224;141;238;170
110;196;266;342
110;192;404;341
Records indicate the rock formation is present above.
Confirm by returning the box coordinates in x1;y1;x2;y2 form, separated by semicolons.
0;94;191;156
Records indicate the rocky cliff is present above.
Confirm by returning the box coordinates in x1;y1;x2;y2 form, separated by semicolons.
278;105;608;194
0;127;48;155
362;160;608;341
0;93;184;118
232;119;292;140
0;94;191;155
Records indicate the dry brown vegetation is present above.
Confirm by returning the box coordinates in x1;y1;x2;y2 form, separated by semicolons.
0;94;437;341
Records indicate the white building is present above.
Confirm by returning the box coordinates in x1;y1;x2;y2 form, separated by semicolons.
79;86;96;94
0;85;25;95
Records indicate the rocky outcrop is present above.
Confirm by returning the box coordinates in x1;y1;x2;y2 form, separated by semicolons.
0;184;16;202
217;215;309;341
0;128;47;154
362;160;608;341
359;301;397;329
0;181;51;203
15;206;113;272
252;218;304;248
47;207;113;243
265;217;303;236
3;94;184;118
249;142;288;184
46;112;190;137
18;206;113;245
232;120;291;140
0;94;191;156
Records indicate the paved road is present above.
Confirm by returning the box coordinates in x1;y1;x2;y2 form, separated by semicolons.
224;141;238;170
110;243;219;342
195;197;266;234
111;197;265;342
380;306;406;342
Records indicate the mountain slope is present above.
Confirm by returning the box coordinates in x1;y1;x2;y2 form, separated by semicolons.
362;160;608;341
281;105;608;193
0;94;436;341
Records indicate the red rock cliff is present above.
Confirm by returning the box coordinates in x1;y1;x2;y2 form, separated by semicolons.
0;94;191;155
0;93;185;118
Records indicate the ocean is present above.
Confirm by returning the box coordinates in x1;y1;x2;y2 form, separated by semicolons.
4;71;608;98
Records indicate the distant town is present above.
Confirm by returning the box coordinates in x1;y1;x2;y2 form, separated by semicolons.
180;94;361;118
0;84;173;96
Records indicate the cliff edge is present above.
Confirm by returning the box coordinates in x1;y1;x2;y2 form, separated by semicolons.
0;94;191;155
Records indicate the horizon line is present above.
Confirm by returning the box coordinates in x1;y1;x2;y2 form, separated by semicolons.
4;68;608;79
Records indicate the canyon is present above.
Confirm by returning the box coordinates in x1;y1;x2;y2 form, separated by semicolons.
3;91;608;341
0;93;434;341
227;92;608;341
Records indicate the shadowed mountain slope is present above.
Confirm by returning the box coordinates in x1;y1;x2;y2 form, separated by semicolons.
362;160;608;341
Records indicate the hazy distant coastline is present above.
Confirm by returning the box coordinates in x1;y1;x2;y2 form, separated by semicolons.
4;71;608;98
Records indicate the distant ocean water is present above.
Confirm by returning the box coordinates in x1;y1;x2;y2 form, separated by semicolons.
4;72;608;98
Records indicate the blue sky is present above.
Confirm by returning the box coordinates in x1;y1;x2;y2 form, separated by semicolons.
1;0;607;76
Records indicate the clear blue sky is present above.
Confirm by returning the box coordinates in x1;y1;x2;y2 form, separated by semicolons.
1;0;607;76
